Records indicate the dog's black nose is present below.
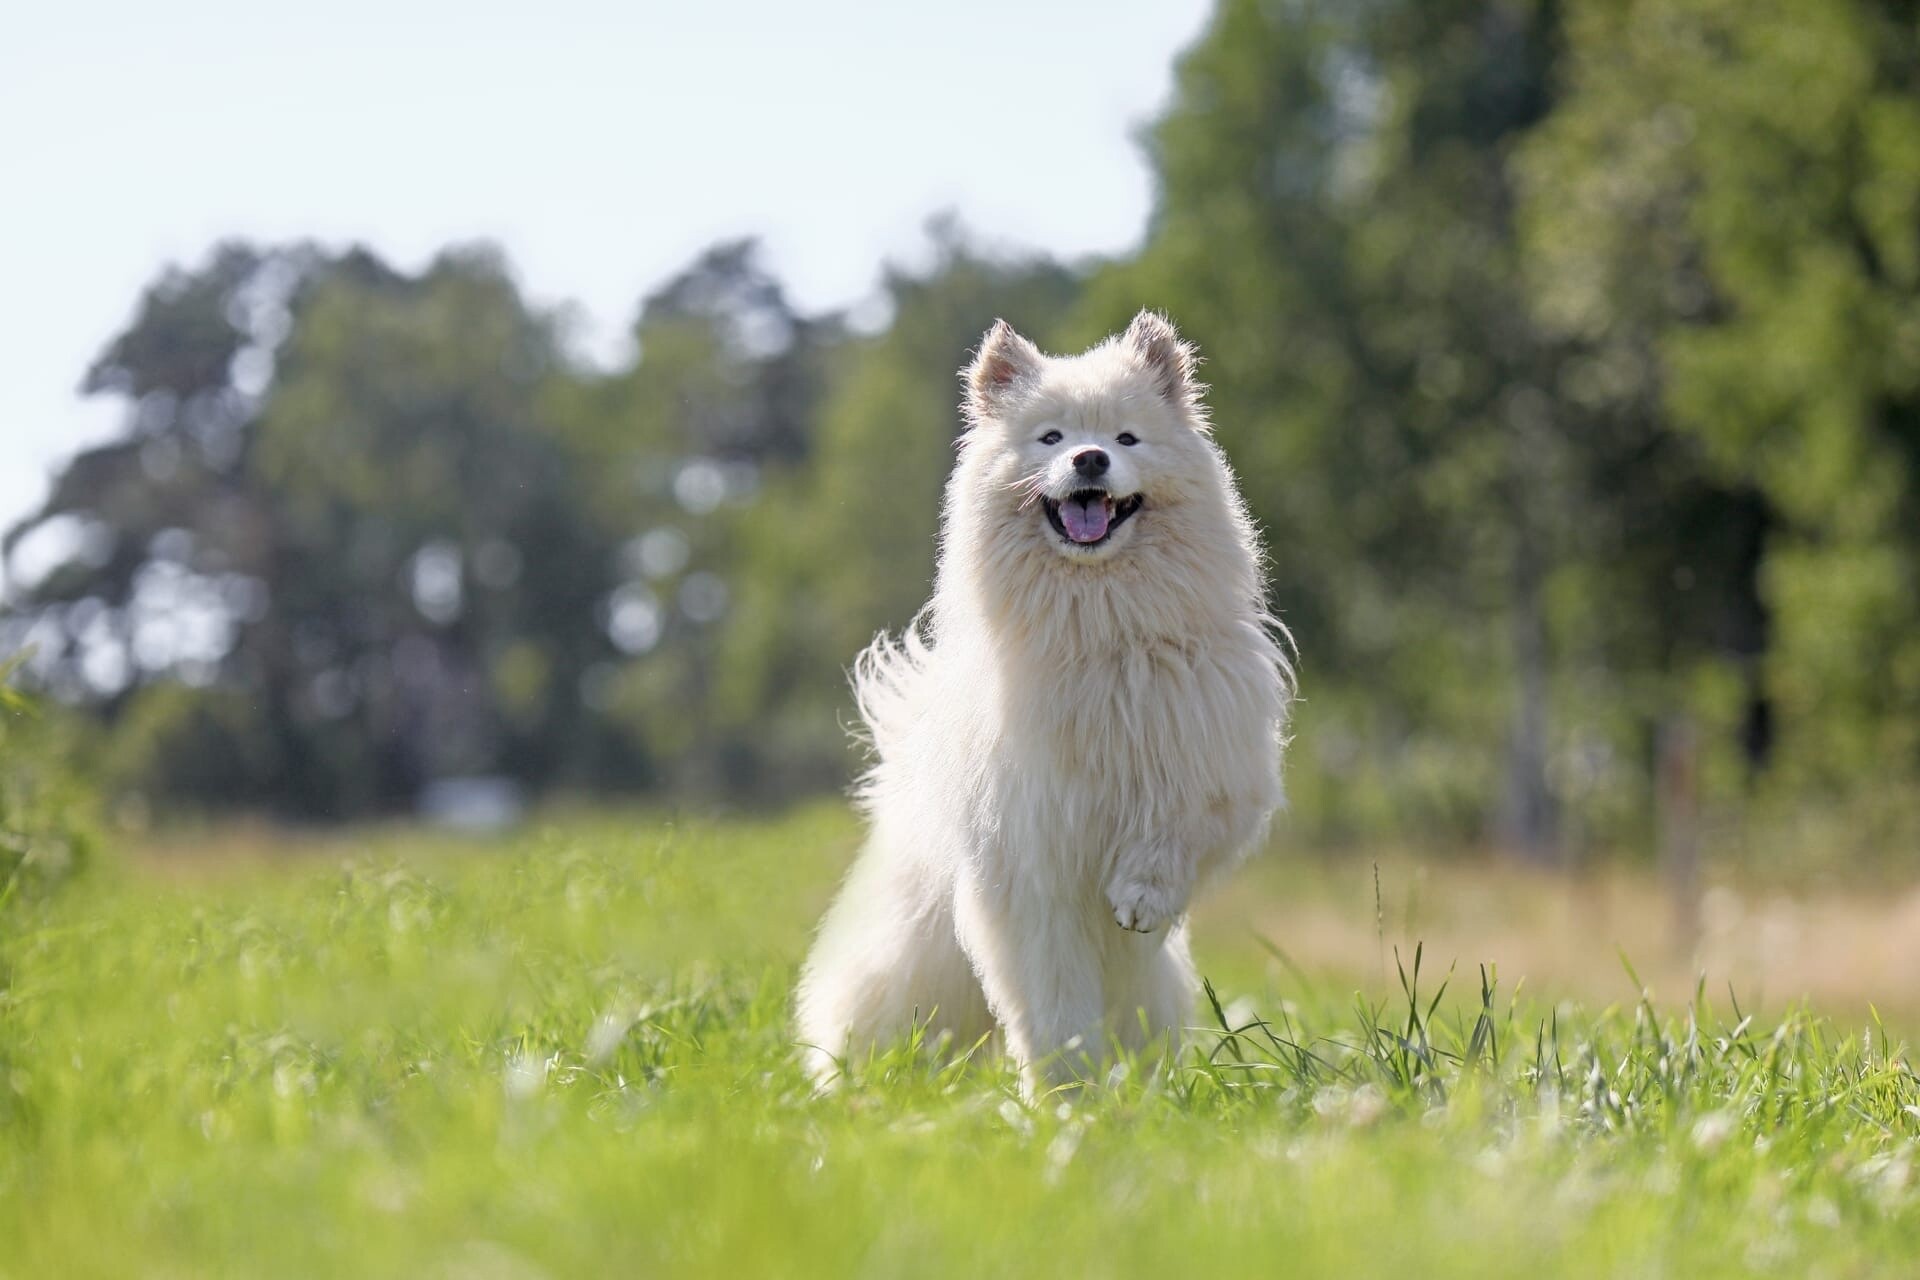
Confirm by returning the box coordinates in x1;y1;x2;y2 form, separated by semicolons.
1073;448;1110;477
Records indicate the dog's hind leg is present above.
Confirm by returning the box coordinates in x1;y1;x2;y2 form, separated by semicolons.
795;852;988;1084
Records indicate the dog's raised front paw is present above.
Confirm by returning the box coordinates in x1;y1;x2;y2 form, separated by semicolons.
1108;874;1185;933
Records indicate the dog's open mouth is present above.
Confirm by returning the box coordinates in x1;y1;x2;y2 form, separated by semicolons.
1043;490;1144;547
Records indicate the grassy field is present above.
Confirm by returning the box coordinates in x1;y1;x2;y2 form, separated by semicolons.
4;807;1919;1277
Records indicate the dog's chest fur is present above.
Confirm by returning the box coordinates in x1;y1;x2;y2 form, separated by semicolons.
976;624;1277;878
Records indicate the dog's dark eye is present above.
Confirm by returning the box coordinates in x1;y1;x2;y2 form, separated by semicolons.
1039;430;1063;446
1116;432;1139;447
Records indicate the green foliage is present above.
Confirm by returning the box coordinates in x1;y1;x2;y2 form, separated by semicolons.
1520;0;1920;802
0;658;95;904
2;812;1917;1275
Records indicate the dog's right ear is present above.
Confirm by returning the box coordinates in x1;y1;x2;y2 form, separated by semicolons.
965;320;1044;423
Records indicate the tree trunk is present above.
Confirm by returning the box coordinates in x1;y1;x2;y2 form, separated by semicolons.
1502;522;1557;865
1657;715;1702;957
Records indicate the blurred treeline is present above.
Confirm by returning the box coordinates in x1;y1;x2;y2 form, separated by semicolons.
6;0;1920;869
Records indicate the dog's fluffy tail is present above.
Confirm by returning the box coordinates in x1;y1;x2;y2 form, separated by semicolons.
847;607;934;806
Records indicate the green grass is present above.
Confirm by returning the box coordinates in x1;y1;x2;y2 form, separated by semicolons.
3;807;1918;1278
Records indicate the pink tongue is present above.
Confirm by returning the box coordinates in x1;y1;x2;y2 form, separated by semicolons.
1060;496;1112;543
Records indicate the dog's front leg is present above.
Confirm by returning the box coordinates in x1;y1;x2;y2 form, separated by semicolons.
954;871;1105;1090
1106;840;1196;935
1110;793;1265;934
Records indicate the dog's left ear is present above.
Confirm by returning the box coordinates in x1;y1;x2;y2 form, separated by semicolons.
1124;310;1199;407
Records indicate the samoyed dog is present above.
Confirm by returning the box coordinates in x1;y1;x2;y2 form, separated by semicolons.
796;311;1292;1090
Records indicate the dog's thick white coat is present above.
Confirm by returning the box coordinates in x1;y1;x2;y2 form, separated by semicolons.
796;312;1291;1088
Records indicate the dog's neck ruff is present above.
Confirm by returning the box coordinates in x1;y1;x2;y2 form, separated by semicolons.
945;533;1261;664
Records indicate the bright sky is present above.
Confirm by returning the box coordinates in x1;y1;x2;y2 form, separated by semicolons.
0;0;1212;576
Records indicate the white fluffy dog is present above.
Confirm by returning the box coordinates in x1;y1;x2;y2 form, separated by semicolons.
796;311;1292;1090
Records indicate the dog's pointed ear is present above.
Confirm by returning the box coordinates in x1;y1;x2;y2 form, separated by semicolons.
1124;310;1199;406
965;319;1044;422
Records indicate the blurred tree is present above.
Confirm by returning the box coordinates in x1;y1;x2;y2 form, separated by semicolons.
3;243;635;817
549;240;845;798
244;245;622;811
5;242;319;804
5;243;300;700
1521;0;1920;826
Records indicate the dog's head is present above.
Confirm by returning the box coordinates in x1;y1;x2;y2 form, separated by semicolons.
958;310;1219;565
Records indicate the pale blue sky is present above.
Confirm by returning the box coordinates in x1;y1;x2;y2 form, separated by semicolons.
0;0;1212;570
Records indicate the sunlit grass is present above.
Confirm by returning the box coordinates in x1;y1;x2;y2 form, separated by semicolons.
3;807;1917;1277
